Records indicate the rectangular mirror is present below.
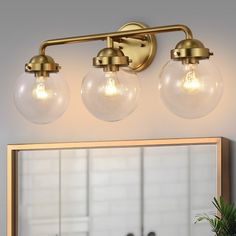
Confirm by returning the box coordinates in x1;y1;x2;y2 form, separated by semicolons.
7;137;229;236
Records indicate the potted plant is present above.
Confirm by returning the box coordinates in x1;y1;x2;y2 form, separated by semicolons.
195;197;236;236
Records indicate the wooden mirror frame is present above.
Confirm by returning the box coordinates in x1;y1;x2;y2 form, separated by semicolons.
6;137;230;236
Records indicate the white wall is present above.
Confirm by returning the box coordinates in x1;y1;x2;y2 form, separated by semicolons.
1;0;236;235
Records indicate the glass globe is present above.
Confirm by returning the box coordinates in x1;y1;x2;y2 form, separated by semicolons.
159;60;223;118
81;69;141;121
14;73;70;124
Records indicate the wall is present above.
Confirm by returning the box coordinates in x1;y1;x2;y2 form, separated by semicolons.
1;0;236;235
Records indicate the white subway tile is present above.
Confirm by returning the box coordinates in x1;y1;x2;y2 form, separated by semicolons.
191;181;215;195
145;197;187;212
20;174;59;190
61;150;87;173
191;166;216;181
145;167;188;184
62;203;87;217
24;221;59;236
91;230;110;236
159;182;188;196
162;210;188;225
110;201;140;214
91;202;110;216
92;216;111;230
92;186;127;201
144;146;188;168
20;150;59;160
144;184;161;198
24;205;59;219
111;171;140;185
90;148;140;171
26;158;59;174
61;172;87;187
61;217;89;233
61;188;87;203
144;213;162;226
91;172;110;186
191;193;215;209
21;189;59;205
91;156;128;171
157;226;186;236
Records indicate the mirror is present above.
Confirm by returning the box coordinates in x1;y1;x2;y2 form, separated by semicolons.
7;138;229;236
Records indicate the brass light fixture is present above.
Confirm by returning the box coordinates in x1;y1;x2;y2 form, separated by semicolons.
14;21;223;123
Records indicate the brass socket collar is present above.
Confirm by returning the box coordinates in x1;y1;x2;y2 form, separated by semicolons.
171;39;213;62
93;48;129;71
25;55;60;74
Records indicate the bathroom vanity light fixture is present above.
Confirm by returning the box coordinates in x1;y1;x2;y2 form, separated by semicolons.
14;22;223;124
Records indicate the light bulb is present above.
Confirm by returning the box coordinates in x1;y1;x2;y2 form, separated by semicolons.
181;64;202;93
100;72;122;97
14;73;70;124
81;69;140;121
159;60;223;118
32;76;53;100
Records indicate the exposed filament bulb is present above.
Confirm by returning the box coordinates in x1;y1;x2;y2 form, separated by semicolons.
182;64;201;93
32;76;52;100
103;72;122;97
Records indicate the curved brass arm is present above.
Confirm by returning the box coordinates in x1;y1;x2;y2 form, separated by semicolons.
39;24;193;55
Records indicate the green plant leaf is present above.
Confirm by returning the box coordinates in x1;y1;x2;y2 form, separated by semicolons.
195;197;236;236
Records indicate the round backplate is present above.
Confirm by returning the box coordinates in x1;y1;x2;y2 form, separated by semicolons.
114;22;157;72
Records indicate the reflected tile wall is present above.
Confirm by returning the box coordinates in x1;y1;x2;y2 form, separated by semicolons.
18;150;60;236
89;148;141;236
18;145;216;236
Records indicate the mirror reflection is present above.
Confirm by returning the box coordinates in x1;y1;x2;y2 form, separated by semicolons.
18;144;218;236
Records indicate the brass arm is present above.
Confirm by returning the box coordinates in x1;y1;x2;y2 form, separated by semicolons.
39;24;193;55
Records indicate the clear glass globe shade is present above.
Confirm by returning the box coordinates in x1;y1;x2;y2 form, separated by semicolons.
81;69;141;121
14;73;70;124
159;60;223;118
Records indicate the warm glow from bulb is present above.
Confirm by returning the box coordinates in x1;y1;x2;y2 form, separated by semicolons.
182;64;201;93
32;77;52;100
104;78;118;96
101;72;121;97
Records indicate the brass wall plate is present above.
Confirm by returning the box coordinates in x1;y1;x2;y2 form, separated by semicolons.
114;22;157;72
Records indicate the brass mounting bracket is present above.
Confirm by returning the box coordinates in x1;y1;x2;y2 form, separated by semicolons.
114;22;157;71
